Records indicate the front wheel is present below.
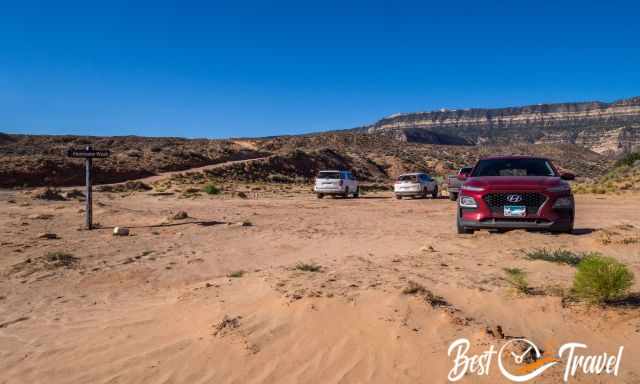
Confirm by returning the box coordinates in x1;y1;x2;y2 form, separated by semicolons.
395;194;402;200
316;193;324;199
456;213;474;234
432;186;439;198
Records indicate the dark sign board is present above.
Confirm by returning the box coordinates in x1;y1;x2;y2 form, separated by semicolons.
67;148;111;158
66;146;112;229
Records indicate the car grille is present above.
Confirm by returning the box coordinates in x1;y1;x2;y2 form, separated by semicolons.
482;192;547;215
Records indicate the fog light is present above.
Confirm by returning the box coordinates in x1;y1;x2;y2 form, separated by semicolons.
553;196;573;209
459;196;478;208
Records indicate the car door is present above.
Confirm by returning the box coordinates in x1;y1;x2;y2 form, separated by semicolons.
424;175;435;191
416;174;425;192
347;172;356;190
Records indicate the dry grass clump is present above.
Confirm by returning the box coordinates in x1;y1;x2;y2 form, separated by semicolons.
402;281;450;308
503;268;531;294
294;262;322;272
227;270;245;278
524;248;583;266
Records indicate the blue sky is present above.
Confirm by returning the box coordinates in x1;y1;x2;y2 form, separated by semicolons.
1;0;639;138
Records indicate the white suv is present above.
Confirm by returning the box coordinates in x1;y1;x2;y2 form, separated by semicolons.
314;170;359;198
394;173;438;199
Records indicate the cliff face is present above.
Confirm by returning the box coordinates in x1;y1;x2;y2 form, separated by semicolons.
367;96;640;154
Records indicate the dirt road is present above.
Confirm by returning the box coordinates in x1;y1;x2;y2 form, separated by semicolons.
1;189;639;383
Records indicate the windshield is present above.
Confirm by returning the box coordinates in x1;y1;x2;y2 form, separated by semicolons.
471;158;557;177
317;172;341;179
397;174;419;182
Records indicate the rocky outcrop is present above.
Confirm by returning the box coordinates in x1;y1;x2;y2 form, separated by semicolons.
367;96;640;154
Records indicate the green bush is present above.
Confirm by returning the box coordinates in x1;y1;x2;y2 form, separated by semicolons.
573;254;634;304
202;184;221;195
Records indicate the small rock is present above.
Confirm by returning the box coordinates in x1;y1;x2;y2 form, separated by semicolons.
37;233;58;239
64;189;86;200
32;187;66;201
170;211;189;220
113;227;130;236
28;213;53;220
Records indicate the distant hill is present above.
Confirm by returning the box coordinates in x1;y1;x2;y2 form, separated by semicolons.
0;131;610;188
6;96;639;187
366;96;640;155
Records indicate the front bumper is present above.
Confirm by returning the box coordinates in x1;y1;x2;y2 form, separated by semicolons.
459;217;572;231
314;187;345;194
394;190;422;196
458;191;574;230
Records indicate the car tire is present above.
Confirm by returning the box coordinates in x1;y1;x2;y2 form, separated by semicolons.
343;187;349;198
353;187;359;198
456;212;474;234
449;192;458;201
317;193;324;199
552;223;574;234
432;186;438;199
395;195;402;200
551;212;575;234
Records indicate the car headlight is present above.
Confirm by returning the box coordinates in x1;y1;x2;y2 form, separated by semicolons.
547;184;571;193
459;196;478;208
461;185;485;192
552;196;574;209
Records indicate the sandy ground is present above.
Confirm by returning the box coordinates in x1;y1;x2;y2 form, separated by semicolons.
1;187;639;383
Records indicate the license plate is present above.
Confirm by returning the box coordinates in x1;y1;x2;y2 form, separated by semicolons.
504;205;526;217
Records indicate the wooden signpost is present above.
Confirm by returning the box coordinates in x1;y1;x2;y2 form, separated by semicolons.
66;146;111;229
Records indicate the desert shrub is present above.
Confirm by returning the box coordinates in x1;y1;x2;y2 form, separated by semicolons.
45;252;79;268
203;184;221;195
402;280;426;295
294;262;321;272
572;254;634;304
524;248;583;266
227;270;245;278
616;152;640;167
267;173;294;183
503;268;530;294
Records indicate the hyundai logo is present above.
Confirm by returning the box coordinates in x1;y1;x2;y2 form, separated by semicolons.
506;194;523;203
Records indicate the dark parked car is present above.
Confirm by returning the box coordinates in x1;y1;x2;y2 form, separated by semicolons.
456;156;575;234
446;166;473;201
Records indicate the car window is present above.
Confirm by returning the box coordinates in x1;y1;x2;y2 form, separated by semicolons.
317;171;341;179
398;175;418;182
460;167;473;174
471;159;557;177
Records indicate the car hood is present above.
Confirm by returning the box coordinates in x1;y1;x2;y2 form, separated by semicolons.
465;176;564;190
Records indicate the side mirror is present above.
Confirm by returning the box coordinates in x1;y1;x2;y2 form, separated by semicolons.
560;172;575;181
457;173;468;181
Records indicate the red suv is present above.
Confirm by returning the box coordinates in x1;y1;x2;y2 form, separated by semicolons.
456;156;575;234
